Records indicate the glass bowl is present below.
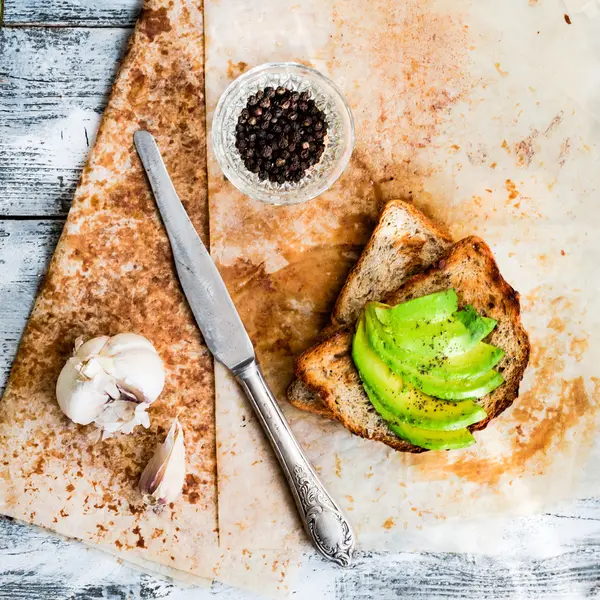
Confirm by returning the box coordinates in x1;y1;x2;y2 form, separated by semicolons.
212;62;355;205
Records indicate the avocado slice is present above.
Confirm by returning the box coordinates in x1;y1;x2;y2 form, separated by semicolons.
365;303;478;360
352;317;487;430
365;310;505;400
424;343;505;381
388;422;476;450
375;301;498;354
455;305;497;341
375;289;459;325
362;383;476;450
367;302;504;377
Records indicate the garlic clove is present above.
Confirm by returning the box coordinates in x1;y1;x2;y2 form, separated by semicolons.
78;356;108;381
56;359;112;425
75;335;110;358
103;333;158;355
139;419;186;506
105;349;165;404
95;334;166;404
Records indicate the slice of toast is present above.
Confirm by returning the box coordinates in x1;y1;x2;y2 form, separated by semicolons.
330;200;453;327
293;237;530;452
287;199;453;417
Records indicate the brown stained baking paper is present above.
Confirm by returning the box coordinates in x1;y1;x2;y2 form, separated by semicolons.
0;0;299;594
207;0;600;552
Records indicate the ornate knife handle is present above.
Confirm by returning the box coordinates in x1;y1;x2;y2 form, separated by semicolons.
234;360;356;566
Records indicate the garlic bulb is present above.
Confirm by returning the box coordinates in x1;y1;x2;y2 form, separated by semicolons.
56;333;165;437
139;419;186;505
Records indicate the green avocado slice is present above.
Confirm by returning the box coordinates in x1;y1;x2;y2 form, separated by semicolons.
365;303;477;360
352;317;487;431
367;302;505;377
455;305;497;342
388;422;475;450
363;383;476;450
424;343;505;381
375;300;497;352
365;310;505;400
375;289;459;325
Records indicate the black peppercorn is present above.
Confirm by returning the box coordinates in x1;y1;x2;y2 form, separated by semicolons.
235;86;328;184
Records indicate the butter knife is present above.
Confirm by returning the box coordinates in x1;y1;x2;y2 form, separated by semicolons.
134;130;356;566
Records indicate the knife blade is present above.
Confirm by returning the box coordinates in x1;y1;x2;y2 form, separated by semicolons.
133;130;254;373
134;130;356;566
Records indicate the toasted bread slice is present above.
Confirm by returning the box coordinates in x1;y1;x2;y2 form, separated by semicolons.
287;199;453;417
294;237;530;452
330;200;453;327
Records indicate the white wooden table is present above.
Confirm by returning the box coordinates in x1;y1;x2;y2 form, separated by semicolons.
1;2;600;598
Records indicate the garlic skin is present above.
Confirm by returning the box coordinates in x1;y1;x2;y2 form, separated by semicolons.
56;333;165;437
139;419;186;506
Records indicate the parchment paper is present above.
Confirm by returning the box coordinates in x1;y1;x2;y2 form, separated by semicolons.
207;0;600;552
0;1;299;594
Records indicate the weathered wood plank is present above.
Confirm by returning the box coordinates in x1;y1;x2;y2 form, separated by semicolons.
3;0;141;27
2;505;600;600
0;219;63;389
0;27;130;216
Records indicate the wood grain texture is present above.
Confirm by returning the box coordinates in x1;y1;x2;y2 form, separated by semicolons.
0;220;63;387
3;0;141;27
1;495;600;599
0;27;130;216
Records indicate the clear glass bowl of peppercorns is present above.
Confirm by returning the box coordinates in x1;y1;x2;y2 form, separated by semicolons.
212;62;354;205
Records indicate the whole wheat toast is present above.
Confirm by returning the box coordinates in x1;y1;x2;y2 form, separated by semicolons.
293;237;530;452
287;199;453;417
